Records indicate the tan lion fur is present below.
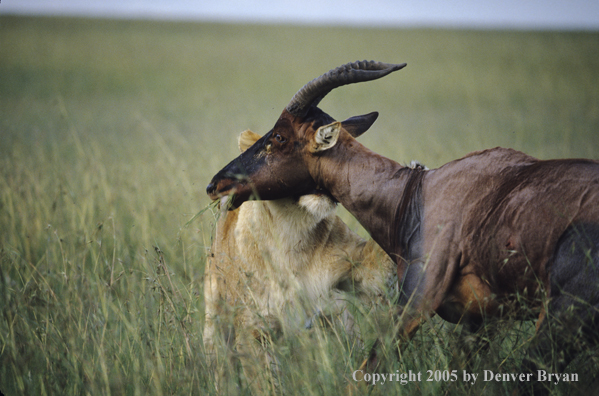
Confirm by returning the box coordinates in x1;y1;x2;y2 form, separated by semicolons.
203;130;394;389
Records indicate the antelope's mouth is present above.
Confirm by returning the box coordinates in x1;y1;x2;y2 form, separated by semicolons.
206;179;245;210
219;195;231;208
214;192;245;211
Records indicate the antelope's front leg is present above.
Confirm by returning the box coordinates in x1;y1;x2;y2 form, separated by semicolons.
358;308;427;374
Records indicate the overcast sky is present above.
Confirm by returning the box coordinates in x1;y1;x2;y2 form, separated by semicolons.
2;0;599;30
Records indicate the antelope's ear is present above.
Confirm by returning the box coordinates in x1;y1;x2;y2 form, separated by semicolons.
238;130;261;153
341;112;378;138
311;122;341;153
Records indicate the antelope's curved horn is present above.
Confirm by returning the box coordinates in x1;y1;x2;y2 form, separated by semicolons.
286;60;407;117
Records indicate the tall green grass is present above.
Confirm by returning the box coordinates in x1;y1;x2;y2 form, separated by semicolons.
1;15;598;395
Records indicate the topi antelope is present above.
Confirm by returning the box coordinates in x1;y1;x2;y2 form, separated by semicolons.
204;129;395;391
206;60;599;394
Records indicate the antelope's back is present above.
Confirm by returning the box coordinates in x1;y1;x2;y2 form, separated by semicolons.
423;147;599;297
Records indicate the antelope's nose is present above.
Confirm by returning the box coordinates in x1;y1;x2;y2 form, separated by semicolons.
206;182;216;195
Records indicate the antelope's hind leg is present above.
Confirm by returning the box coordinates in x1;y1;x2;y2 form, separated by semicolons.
521;223;599;395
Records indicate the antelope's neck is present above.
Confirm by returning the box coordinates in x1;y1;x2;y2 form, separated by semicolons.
312;138;423;261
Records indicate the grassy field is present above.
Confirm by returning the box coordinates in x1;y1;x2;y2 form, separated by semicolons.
1;15;599;395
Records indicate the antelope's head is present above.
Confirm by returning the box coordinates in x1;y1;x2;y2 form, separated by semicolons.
206;61;406;209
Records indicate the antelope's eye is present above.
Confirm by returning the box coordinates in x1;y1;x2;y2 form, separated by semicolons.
274;134;286;143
